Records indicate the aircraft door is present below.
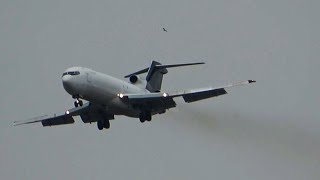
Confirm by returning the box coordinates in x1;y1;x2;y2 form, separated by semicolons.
82;72;92;97
86;72;91;83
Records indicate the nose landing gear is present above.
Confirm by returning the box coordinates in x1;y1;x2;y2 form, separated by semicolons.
72;95;83;107
74;99;83;107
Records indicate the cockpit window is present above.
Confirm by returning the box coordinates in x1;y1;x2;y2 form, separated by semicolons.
62;71;80;77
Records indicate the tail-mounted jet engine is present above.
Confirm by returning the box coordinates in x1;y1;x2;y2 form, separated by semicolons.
129;75;141;84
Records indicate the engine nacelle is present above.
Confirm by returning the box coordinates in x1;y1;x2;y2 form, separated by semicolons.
129;75;141;84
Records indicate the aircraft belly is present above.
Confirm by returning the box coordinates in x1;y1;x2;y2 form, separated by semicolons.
106;98;167;118
81;84;140;117
83;86;113;104
106;98;140;117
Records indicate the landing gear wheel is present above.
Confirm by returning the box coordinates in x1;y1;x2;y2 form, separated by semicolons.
139;111;152;123
103;120;110;129
74;99;83;107
146;112;152;121
139;113;146;123
97;120;104;130
74;101;79;107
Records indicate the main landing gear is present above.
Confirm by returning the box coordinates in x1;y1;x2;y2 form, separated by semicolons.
97;119;110;130
139;111;152;123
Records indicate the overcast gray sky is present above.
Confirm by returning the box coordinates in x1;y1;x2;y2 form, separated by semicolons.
1;0;319;179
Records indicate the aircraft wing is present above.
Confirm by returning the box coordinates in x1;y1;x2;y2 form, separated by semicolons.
170;80;256;103
120;80;255;106
13;113;75;127
14;102;114;127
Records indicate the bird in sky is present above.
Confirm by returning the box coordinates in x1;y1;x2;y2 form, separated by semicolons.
163;28;167;32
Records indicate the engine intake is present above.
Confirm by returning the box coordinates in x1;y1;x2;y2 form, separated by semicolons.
129;75;138;83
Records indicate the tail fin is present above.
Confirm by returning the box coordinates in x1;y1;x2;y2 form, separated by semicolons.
125;61;205;92
145;61;166;92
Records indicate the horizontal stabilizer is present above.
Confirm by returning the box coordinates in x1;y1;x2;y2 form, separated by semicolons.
124;61;205;78
156;62;205;69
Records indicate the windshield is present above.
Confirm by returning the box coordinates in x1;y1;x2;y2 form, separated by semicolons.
62;71;80;77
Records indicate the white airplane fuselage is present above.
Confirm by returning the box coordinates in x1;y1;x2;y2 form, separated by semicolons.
62;67;149;118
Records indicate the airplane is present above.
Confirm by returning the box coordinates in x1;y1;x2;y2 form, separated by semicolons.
14;61;255;130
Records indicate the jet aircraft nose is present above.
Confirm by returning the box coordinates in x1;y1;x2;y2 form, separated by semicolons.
62;75;73;93
61;67;82;96
62;74;70;83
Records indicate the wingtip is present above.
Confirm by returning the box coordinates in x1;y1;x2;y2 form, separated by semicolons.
190;62;205;65
248;80;256;83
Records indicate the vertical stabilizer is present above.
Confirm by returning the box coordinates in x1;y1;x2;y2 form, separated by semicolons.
145;61;168;92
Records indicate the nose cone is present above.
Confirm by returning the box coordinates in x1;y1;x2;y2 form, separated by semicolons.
62;75;74;94
62;67;83;95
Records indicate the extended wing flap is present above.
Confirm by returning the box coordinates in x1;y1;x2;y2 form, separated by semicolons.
182;88;227;103
122;93;168;101
41;115;74;127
